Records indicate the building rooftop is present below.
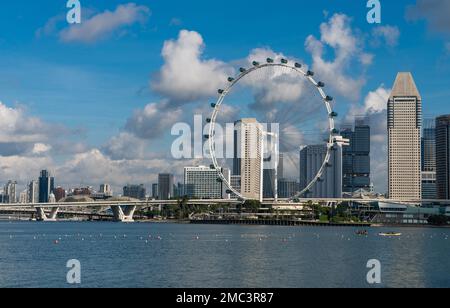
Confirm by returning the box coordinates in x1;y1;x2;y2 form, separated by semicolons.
389;72;421;100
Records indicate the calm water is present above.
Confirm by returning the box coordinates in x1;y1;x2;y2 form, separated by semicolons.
0;221;449;288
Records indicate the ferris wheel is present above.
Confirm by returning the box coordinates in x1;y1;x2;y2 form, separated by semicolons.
207;57;341;201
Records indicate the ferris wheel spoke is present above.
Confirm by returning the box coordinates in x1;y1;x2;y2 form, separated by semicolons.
208;62;336;201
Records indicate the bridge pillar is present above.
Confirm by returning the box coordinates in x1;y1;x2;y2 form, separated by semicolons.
36;207;59;222
111;205;136;222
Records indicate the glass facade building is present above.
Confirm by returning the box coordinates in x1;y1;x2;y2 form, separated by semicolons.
436;115;450;200
38;170;54;203
341;119;371;193
421;118;437;199
158;174;174;200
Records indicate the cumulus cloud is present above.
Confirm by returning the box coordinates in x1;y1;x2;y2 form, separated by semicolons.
243;48;308;110
151;30;233;104
0;102;60;143
0;155;53;184
125;101;183;139
31;143;52;155
101;132;147;160
372;25;400;47
348;86;390;116
406;0;450;34
59;3;151;43
305;14;372;101
55;149;199;192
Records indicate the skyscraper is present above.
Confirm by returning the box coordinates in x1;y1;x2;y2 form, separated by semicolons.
388;72;422;200
263;153;284;199
341;118;371;193
234;119;264;201
3;181;17;204
184;166;230;199
435;115;450;200
152;183;159;199
27;180;39;204
421;118;437;199
299;144;343;198
158;174;174;200
38;170;54;203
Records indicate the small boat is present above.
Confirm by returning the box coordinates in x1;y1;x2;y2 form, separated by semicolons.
356;230;368;236
379;232;402;237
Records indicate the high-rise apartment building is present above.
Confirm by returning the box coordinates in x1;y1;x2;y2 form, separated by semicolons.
19;190;28;204
3;180;17;204
388;72;422;200
436;115;450;200
99;184;113;197
27;180;39;204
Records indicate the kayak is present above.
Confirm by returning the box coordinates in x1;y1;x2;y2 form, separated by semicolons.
379;232;402;237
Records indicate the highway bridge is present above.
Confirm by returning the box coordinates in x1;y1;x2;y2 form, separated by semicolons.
0;198;448;222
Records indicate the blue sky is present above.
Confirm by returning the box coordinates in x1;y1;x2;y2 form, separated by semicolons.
0;0;449;193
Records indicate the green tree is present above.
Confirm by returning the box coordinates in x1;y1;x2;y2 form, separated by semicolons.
243;200;261;213
428;215;449;226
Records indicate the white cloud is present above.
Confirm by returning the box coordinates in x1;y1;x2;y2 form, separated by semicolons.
0;102;52;143
55;149;200;192
125;101;183;139
31;143;52;155
244;48;308;109
305;14;372;101
361;86;390;114
101;132;147;160
59;3;150;43
372;25;400;47
151;30;233;104
0;155;53;184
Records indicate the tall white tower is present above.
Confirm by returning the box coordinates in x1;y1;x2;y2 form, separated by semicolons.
388;72;422;200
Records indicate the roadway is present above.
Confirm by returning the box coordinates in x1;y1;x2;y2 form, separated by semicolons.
1;198;449;210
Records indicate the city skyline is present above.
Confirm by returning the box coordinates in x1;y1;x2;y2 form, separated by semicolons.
1;1;450;291
0;1;450;194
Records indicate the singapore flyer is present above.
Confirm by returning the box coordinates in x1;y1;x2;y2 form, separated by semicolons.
207;57;345;202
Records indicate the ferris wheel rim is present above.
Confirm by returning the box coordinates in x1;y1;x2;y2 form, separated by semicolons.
208;61;337;201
